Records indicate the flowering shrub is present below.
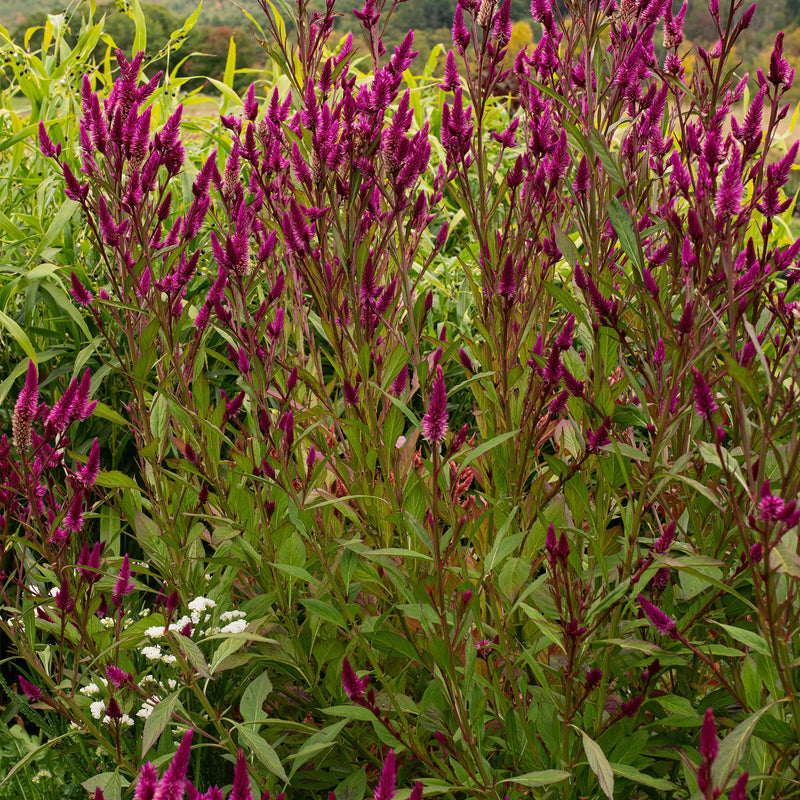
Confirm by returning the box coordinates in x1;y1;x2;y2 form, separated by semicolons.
2;0;800;797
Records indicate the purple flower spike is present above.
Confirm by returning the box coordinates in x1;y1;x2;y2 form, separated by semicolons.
442;50;460;92
700;707;719;762
373;749;396;800
390;364;408;396
153;729;193;800
342;656;370;702
19;675;44;702
638;593;677;637
13;360;38;452
716;146;743;218
112;553;134;608
422;365;449;446
730;773;749;800
55;577;75;613
135;763;159;800
452;5;471;52
691;367;718;419
70;271;93;306
77;438;101;488
106;664;133;689
229;750;253;800
39;122;62;159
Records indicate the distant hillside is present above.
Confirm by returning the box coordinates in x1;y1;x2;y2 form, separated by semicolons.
1;0;263;31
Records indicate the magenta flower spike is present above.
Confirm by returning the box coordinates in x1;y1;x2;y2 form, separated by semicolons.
112;553;134;608
700;707;719;762
422;365;448;446
691;367;718;419
38;121;62;159
134;763;159;800
77;438;101;488
153;730;193;800
106;664;133;689
638;593;677;637
19;675;44;702
373;749;396;800
342;656;369;702
229;750;253;800
730;773;749;800
12;360;38;452
70;271;94;306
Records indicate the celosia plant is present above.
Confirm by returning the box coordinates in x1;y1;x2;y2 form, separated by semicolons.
2;0;800;796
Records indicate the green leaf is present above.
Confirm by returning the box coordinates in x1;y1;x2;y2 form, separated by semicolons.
334;769;368;800
503;770;572;787
456;430;520;472
610;763;677;791
696;441;748;492
93;401;129;426
235;723;289;783
95;470;141;490
752;713;797;745
223;35;236;88
175;634;211;679
580;729;614;800
130;0;146;54
0;312;37;362
322;704;379;722
654;695;701;722
714;624;770;656
300;598;346;629
607;197;643;277
142;690;181;758
769;540;800;578
81;772;126;800
589;128;625;187
25;199;79;266
210;636;248;673
240;671;273;723
711;704;780;788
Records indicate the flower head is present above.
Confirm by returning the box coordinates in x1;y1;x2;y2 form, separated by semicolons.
638;593;677;637
342;656;370;702
112;554;134;608
691;367;718;419
422;365;448;446
12;361;38;452
700;707;719;762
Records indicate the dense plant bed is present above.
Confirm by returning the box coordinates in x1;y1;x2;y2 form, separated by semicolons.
1;0;799;797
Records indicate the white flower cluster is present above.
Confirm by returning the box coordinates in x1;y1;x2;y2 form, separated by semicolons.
89;700;134;726
80;677;108;696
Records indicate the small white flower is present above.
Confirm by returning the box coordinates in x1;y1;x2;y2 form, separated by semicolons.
119;714;135;727
101;617;115;628
142;646;162;661
137;698;159;719
145;625;166;638
161;654;177;665
175;615;192;629
82;682;101;696
49;587;59;598
167;679;177;690
220;610;246;622
90;700;105;720
188;596;216;613
32;769;52;784
140;608;151;617
220;620;248;634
